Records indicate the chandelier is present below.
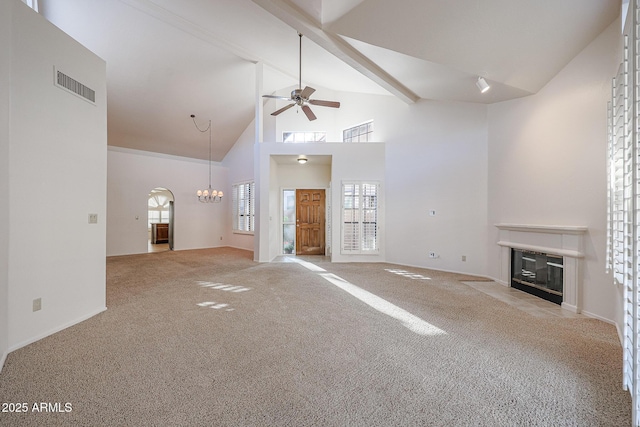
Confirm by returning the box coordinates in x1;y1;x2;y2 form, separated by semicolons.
191;114;223;203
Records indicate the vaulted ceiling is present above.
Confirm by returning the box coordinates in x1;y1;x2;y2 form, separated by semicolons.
39;0;620;161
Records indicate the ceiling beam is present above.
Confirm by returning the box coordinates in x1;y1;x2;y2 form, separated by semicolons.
251;0;419;104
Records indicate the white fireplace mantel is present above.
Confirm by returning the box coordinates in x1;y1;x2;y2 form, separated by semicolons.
495;223;588;313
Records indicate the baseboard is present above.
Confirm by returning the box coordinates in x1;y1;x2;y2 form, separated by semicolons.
580;309;616;327
615;321;623;347
388;260;494;282
8;306;107;353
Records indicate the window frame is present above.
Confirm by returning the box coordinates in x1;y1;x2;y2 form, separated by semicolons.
343;121;373;143
341;181;380;254
282;131;327;143
232;180;255;235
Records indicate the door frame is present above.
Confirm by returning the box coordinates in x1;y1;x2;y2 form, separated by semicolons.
281;186;331;256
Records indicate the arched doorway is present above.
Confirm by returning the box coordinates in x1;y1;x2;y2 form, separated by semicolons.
148;187;175;253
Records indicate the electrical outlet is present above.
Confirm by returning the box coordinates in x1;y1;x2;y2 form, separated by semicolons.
88;213;98;224
429;252;437;258
33;298;41;312
462;255;467;262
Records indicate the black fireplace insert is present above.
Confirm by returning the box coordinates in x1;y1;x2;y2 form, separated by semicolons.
511;248;563;305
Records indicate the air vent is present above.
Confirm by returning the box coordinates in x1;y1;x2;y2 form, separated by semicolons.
54;68;95;104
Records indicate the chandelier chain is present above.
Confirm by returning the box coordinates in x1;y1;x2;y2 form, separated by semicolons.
192;115;222;203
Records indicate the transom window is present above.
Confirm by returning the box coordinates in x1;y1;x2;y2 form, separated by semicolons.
232;181;255;233
283;132;326;143
343;121;373;143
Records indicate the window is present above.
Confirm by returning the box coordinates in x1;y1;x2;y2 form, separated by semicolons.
232;181;255;233
282;190;296;254
282;132;326;143
607;23;640;421
342;182;379;254
22;0;38;11
343;121;373;143
148;189;171;229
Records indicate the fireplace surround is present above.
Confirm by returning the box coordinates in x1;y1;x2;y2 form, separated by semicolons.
495;224;587;313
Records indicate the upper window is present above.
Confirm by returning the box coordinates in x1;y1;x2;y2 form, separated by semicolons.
343;121;373;143
22;0;38;11
232;181;255;233
283;132;326;143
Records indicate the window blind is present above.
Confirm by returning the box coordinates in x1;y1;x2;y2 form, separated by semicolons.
341;182;379;254
232;181;255;232
607;13;640;425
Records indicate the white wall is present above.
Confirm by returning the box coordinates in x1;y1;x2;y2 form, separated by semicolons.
0;0;11;370
487;19;622;322
384;99;489;275
107;147;228;256
7;0;107;350
222;118;256;251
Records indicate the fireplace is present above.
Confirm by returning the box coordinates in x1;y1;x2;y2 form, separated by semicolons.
511;248;563;305
495;224;587;313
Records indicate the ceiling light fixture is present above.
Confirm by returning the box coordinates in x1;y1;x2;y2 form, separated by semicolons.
297;155;308;164
191;114;223;203
476;77;490;93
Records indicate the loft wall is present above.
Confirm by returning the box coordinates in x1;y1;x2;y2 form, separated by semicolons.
487;18;622;323
106;147;228;256
5;0;107;352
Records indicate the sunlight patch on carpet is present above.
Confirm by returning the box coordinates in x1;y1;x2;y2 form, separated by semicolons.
290;259;446;336
197;281;251;292
385;268;432;280
197;301;234;311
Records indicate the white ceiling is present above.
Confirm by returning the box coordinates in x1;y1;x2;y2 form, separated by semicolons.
38;0;620;161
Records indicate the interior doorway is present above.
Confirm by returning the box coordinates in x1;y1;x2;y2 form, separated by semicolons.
148;187;174;253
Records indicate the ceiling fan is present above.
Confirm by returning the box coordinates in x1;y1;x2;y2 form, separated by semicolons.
263;33;340;121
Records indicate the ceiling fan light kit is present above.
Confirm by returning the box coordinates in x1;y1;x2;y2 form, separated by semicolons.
263;33;340;121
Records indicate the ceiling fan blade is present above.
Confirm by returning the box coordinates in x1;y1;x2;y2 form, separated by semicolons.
301;105;317;121
271;103;295;116
309;99;340;108
263;95;292;101
300;86;316;99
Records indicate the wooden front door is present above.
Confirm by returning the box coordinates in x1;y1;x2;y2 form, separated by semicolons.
296;189;325;255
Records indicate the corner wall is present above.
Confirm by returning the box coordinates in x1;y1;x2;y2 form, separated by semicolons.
487;19;623;322
222;118;256;252
8;1;107;350
0;0;11;370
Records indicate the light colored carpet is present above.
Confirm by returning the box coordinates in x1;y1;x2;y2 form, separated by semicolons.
0;247;631;426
